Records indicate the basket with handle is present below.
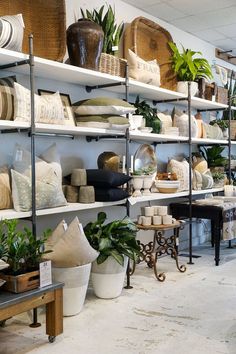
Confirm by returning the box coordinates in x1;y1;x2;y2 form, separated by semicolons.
0;0;66;62
99;53;127;78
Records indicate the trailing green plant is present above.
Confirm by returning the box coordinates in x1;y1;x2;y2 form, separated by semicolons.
169;42;213;82
0;219;51;275
200;145;228;168
84;212;140;266
134;96;161;133
80;5;124;55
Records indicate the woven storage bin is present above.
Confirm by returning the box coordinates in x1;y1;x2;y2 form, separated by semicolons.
230;121;236;140
0;0;66;62
217;87;228;105
124;16;177;91
99;53;126;78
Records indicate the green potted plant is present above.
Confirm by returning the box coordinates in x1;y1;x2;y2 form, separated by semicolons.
84;212;140;299
134;96;161;133
81;5;124;55
0;219;51;293
209;119;229;138
169;42;213;96
200;145;228;172
211;171;225;187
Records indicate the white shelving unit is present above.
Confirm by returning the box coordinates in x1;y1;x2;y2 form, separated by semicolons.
0;47;229;225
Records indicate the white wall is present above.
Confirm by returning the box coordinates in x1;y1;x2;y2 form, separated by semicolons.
2;0;234;248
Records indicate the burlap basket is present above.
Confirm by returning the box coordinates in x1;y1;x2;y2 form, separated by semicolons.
0;0;66;62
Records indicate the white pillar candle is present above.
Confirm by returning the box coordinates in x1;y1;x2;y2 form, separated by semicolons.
122;155;126;174
130;155;134;174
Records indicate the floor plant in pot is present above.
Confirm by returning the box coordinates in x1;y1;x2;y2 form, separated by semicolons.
169;42;213;96
0;219;51;293
84;212;140;299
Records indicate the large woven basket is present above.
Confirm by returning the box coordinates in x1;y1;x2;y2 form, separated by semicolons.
124;17;177;91
0;0;66;62
99;53;127;78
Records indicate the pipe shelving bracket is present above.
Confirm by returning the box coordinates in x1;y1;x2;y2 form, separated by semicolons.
85;81;125;93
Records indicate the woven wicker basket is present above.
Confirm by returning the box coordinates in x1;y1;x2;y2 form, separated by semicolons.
0;0;66;62
124;16;177;91
99;53;127;78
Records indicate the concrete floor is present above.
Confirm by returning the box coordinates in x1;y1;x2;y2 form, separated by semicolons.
1;243;236;354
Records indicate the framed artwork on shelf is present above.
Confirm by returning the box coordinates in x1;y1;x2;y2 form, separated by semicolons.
38;89;76;126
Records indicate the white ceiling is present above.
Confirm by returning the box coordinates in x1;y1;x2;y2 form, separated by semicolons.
123;0;236;55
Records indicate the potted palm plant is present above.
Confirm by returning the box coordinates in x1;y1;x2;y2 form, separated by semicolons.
84;212;140;299
0;219;51;293
200;145;228;173
169;42;213;96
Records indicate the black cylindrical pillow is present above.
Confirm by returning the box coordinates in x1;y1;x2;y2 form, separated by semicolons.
94;188;129;202
86;169;131;188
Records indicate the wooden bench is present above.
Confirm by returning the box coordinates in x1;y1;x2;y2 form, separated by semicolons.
0;282;63;343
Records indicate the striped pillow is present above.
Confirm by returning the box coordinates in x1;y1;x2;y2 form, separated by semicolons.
0;76;16;120
0;14;24;52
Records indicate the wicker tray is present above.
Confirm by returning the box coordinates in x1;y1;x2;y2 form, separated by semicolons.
0;0;66;62
99;53;127;78
124;16;177;91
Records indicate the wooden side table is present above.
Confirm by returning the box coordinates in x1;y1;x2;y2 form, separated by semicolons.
136;222;186;282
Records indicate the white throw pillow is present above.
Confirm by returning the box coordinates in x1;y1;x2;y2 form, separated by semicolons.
14;82;65;124
173;110;198;138
167;159;189;191
0;14;24;52
157;111;172;133
127;49;161;86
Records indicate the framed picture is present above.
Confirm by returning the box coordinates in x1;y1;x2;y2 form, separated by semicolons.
38;89;76;126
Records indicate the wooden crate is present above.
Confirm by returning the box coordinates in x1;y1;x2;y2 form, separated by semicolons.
0;270;40;293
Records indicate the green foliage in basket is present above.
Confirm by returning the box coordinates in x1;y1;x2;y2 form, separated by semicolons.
84;212;140;266
209;119;229;130
134;96;161;133
200;145;228;168
169;42;213;82
0;219;51;275
80;5;124;55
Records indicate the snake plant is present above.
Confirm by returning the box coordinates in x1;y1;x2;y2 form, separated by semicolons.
81;5;124;55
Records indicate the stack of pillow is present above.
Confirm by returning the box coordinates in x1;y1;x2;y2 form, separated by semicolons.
73;97;135;130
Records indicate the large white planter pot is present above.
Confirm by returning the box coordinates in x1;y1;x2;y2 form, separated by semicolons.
52;263;91;316
177;81;198;96
91;256;128;299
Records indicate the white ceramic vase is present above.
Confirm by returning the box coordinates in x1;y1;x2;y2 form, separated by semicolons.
142;175;153;195
52;263;91;316
177;81;198;96
132;175;144;196
91;256;128;299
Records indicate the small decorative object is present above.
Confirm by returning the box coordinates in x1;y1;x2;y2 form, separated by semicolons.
131;175;144;197
169;42;213;96
67;18;104;70
134;144;157;174
79;186;95;203
155;180;180;193
199;145;227;171
66;185;79;203
71;169;87;186
211;171;225;188
0;219;51;293
143;175;154;195
84;212;140;299
97;152;120;172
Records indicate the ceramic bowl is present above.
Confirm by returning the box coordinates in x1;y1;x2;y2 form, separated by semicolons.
155;180;180;193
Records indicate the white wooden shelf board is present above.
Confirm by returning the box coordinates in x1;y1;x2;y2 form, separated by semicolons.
0;120;30;130
130;131;188;143
35;123;125;137
129;187;224;204
192;137;228;145
190;97;228;110
0;209;31;220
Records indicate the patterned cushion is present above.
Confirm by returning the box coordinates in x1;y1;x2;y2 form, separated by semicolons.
127;49;161;87
11;169;67;212
202;122;223;140
0;76;16;120
14;82;65;124
157;111;172;133
0;14;24;52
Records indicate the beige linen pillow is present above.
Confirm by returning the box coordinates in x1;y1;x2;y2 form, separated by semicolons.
167;159;189;191
14;82;65;124
173;110;198;138
202;122;223;140
157;111;172;133
127;49;160;86
45;217;99;267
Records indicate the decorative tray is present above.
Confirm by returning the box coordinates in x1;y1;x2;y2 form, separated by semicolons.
124;16;177;91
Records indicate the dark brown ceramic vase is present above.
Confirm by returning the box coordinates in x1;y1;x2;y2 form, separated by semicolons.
67;19;104;70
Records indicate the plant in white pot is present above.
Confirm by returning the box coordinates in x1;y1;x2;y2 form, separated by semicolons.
84;212;140;299
169;42;213;96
